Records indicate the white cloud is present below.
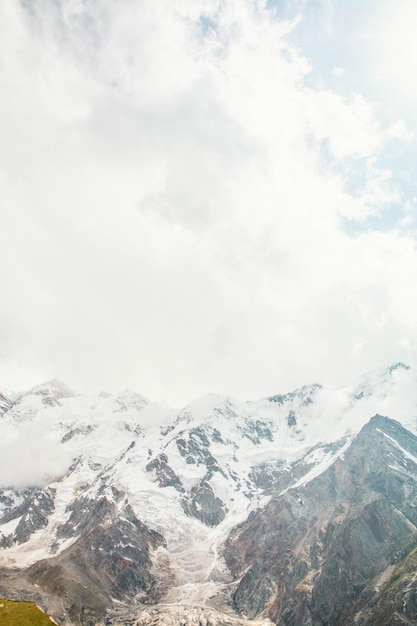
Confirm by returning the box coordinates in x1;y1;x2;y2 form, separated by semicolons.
0;417;73;488
370;0;417;102
385;119;414;142
0;0;416;405
331;66;345;78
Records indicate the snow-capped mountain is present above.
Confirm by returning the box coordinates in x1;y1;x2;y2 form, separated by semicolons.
0;363;416;625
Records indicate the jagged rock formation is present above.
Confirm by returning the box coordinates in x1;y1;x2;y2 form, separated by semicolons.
0;497;166;625
0;365;417;625
224;415;417;625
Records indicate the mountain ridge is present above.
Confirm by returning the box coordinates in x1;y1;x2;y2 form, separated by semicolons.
0;363;416;625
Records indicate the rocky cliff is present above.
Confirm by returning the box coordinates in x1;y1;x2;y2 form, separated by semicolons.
0;366;416;625
224;415;417;625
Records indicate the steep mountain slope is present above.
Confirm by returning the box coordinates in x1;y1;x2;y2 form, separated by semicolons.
0;363;416;625
224;415;417;625
355;535;417;625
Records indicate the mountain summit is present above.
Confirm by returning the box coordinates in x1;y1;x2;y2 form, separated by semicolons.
0;364;417;625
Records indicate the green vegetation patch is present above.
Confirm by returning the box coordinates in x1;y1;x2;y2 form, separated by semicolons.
0;598;57;625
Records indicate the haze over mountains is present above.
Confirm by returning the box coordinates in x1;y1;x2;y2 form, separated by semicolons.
1;363;417;625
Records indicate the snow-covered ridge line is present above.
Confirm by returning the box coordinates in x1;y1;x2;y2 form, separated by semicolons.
280;439;353;495
0;362;416;616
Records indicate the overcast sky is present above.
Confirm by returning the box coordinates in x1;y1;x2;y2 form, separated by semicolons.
1;0;417;406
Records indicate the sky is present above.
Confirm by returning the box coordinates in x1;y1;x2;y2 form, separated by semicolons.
1;0;417;406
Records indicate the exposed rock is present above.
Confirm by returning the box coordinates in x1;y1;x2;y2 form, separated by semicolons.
286;411;297;428
26;499;166;625
0;488;29;520
61;424;96;443
2;370;417;626
248;460;289;493
351;537;417;625
224;415;417;625
0;486;56;545
57;495;116;539
145;454;184;491
176;427;223;475
268;384;321;406
181;479;227;526
239;419;274;444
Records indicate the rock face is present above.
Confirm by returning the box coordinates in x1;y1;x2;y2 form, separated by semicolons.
181;478;227;526
11;497;165;626
352;538;417;625
1;366;417;625
224;415;417;625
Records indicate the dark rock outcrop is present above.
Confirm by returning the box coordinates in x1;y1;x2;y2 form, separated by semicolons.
224;415;417;625
146;454;184;491
175;427;224;475
26;498;166;625
0;486;56;545
3;396;417;626
181;479;227;526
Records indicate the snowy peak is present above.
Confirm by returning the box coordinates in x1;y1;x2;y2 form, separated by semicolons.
357;413;417;473
27;378;77;402
267;382;322;406
1;379;77;424
224;412;417;624
8;379;78;412
1;366;417;625
350;361;410;401
111;388;149;413
362;411;413;435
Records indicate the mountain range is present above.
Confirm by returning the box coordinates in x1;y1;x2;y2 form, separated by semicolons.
1;362;417;625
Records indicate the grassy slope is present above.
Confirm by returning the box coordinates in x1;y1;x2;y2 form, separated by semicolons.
0;599;56;625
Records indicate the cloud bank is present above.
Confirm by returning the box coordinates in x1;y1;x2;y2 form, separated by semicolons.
0;0;416;404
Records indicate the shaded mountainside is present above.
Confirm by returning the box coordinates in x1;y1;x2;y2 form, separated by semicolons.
0;366;417;624
224;415;417;625
0;497;166;625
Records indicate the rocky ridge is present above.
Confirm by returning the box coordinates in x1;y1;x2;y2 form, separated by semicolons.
224;415;417;625
0;363;416;625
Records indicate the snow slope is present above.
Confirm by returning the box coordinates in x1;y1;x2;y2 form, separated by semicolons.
0;362;416;609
